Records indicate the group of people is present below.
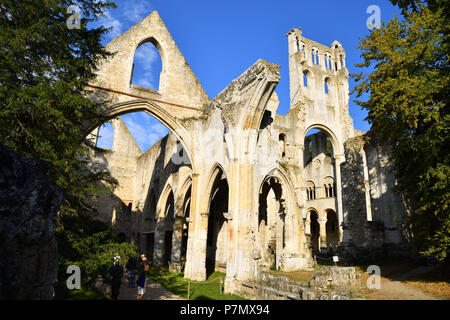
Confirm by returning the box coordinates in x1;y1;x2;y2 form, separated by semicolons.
109;253;150;300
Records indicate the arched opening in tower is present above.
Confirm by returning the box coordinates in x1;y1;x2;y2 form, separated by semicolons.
326;209;339;254
309;210;320;254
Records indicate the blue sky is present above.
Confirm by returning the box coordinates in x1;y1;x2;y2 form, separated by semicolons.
95;0;401;151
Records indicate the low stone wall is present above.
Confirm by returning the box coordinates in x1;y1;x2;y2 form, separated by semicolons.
238;267;360;300
309;266;360;289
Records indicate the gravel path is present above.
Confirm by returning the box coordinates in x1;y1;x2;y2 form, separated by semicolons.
361;266;439;300
118;278;185;300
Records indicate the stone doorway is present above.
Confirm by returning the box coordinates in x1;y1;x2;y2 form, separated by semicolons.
310;210;320;254
258;178;285;270
325;209;338;254
206;171;229;277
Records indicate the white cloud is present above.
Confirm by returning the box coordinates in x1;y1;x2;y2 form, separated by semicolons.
95;0;153;42
122;0;153;23
100;10;123;39
133;43;161;89
134;44;159;69
121;113;169;151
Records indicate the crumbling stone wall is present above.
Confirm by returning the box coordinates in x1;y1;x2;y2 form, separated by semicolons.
339;134;409;262
239;267;359;300
0;145;63;299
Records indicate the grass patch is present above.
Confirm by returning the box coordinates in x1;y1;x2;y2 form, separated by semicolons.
266;269;313;283
54;281;107;300
147;266;246;300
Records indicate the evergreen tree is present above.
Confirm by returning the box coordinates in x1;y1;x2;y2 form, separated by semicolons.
0;0;139;295
0;0;119;213
352;0;449;260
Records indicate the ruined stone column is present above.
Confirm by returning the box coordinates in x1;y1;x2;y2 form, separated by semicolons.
184;173;208;281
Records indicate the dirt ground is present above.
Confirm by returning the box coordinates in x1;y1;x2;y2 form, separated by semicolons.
268;260;450;300
352;263;449;300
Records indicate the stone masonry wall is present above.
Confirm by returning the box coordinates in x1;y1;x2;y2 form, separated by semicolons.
339;133;409;263
0;145;63;299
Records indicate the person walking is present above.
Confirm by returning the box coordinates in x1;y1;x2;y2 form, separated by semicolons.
110;256;124;301
136;254;149;300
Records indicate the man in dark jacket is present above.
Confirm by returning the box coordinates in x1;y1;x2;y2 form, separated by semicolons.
110;257;124;300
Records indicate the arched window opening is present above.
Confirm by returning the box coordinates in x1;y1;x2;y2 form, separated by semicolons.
131;41;162;91
303;70;309;87
324;80;329;94
96;122;114;150
279;134;286;158
306;181;316;200
323;177;335;198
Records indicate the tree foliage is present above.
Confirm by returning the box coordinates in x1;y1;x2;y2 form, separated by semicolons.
0;0;139;291
0;0;118;213
352;0;449;260
56;213;138;287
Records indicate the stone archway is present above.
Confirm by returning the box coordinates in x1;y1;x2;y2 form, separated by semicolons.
205;167;229;277
84;99;197;169
309;210;320;254
325;209;339;254
258;177;285;270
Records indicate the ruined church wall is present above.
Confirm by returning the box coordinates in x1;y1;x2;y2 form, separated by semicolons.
339;134;409;262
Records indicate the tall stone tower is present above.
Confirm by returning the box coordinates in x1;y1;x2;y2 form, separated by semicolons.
287;27;354;144
286;28;357;246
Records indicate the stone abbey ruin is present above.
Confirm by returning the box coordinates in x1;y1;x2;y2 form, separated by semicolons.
86;11;408;296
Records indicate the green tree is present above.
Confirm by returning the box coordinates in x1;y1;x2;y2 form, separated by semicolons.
56;213;138;287
0;0;118;213
0;0;139;295
352;0;449;260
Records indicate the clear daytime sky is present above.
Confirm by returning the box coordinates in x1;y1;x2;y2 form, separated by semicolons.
94;0;402;151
